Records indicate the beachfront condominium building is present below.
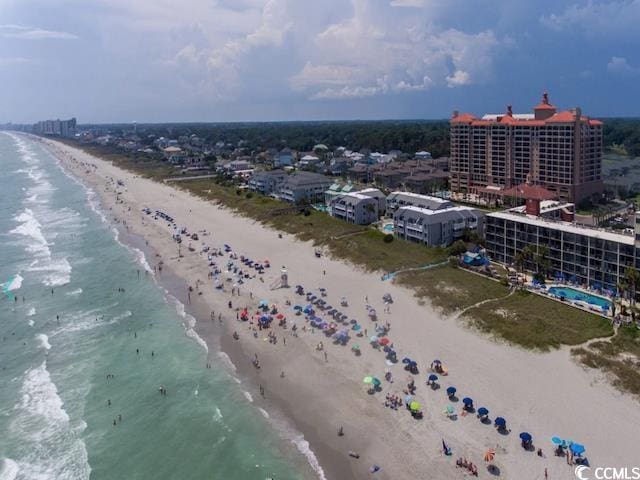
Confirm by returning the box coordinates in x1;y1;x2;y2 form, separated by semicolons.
485;198;638;292
248;170;288;195
393;205;484;247
386;191;454;216
329;192;379;225
449;92;603;204
277;171;332;204
32;117;77;138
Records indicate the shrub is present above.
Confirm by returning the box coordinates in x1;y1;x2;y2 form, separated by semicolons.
245;192;254;199
383;234;394;243
236;189;242;196
303;208;311;216
449;239;467;257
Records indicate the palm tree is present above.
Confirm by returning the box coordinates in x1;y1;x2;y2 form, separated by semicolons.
624;267;640;306
514;245;534;273
534;245;551;282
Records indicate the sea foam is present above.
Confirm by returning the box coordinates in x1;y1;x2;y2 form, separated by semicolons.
10;361;91;480
36;334;51;351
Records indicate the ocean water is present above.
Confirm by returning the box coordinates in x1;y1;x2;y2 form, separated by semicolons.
0;133;308;480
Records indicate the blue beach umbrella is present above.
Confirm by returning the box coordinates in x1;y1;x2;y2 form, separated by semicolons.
428;374;438;382
551;436;563;445
293;305;303;310
494;417;506;427
462;397;473;406
352;324;361;331
402;357;412;364
446;386;456;396
570;444;585;456
259;299;269;306
477;407;489;416
519;432;532;442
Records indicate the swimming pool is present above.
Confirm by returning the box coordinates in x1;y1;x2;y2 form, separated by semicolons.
382;224;394;233
548;286;611;310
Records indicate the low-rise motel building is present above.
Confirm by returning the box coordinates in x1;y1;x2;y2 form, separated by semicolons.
485;183;638;293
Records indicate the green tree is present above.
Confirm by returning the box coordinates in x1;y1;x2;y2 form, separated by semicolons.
533;245;551;282
449;239;467;257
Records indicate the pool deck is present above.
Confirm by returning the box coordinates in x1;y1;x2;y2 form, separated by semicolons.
526;283;613;318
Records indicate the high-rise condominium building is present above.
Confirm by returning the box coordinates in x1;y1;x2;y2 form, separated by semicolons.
449;93;603;204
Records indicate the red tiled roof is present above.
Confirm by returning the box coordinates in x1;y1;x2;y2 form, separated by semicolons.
534;103;556;110
450;113;477;123
502;183;557;200
546;110;577;123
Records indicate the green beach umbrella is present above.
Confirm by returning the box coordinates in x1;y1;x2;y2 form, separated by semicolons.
363;376;374;384
410;401;422;412
445;405;455;415
372;377;382;386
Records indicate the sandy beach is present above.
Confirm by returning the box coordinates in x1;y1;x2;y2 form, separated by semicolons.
42;136;640;480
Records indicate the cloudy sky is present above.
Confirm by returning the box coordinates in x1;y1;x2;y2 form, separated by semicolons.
0;0;638;123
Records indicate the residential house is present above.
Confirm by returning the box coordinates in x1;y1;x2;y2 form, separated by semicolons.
163;146;186;164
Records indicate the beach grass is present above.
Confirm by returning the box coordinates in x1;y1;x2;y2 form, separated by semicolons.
572;325;640;395
177;179;448;273
395;265;509;314
462;290;614;351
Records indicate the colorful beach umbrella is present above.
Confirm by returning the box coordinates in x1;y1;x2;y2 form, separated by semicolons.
551;436;563;446
372;377;382;387
483;449;495;463
379;337;391;346
363;376;373;384
409;401;421;412
444;405;455;415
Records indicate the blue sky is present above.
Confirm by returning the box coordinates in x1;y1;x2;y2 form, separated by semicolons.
0;0;639;123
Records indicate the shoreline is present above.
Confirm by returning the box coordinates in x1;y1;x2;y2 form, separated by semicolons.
39;134;640;480
53;147;342;479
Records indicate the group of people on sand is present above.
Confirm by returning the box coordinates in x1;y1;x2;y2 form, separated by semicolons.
456;458;479;476
384;393;403;410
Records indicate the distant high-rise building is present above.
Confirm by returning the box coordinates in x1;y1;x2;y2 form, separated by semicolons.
449;93;603;204
32;117;77;138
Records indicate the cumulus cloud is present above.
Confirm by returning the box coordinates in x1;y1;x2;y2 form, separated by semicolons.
289;2;500;101
607;56;640;75
541;1;640;37
0;24;78;40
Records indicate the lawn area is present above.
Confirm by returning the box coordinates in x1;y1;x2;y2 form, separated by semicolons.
572;325;640;395
462;290;614;351
396;265;509;314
